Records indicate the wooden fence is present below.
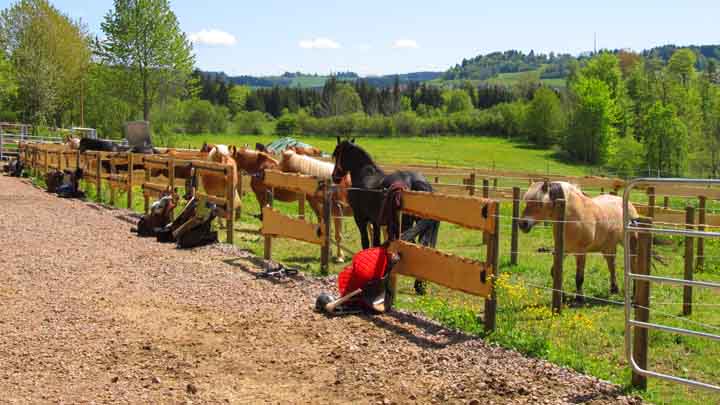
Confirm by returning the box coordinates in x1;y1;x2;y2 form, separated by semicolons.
260;170;333;274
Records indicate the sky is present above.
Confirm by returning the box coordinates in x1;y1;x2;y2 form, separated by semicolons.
8;0;720;76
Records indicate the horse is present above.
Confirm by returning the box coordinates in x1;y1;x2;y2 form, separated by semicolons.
200;144;241;222
232;146;351;262
330;137;439;294
519;181;639;302
279;149;352;262
64;135;80;150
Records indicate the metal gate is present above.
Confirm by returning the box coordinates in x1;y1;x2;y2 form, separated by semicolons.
623;178;720;392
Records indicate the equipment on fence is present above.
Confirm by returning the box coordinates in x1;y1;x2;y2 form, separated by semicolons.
315;247;400;315
134;193;177;237
157;197;199;243
45;170;64;193
56;168;84;198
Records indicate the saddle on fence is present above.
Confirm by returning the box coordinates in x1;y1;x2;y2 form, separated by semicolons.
155;196;219;249
156;197;199;243
45;170;64;193
134;193;177;237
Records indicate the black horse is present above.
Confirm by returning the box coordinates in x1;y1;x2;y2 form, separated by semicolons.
331;138;439;294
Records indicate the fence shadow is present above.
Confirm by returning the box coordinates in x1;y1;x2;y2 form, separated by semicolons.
365;310;474;350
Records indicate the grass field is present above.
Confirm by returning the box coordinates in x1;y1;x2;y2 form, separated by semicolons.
53;134;720;404
171;134;595;176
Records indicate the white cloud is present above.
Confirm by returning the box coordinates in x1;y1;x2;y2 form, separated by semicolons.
393;39;419;49
189;29;237;47
299;38;341;49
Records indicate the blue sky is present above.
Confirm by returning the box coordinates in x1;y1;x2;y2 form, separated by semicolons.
13;0;720;76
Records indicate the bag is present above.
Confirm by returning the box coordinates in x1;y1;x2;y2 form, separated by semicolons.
45;170;64;193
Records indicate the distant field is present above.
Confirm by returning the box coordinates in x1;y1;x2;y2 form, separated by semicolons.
173;134;592;176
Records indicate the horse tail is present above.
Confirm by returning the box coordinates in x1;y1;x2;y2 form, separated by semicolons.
401;218;440;248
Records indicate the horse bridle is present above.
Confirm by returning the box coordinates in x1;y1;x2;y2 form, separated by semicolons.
332;144;348;183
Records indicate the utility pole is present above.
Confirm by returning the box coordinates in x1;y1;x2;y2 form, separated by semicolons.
594;32;597;55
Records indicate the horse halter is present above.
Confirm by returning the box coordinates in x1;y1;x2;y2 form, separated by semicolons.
332;144;347;184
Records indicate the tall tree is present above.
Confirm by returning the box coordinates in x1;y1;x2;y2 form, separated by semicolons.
0;0;90;126
524;87;564;147
565;77;617;164
100;0;194;121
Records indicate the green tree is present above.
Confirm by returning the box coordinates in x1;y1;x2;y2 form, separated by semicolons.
565;77;617;164
320;82;362;116
100;0;194;121
0;0;90;126
643;102;689;176
0;51;17;114
228;85;250;116
444;89;473;114
667;48;696;88
524;87;563;147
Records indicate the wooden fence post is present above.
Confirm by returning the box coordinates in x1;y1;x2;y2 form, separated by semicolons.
697;196;706;272
552;199;566;313
264;189;273;261
632;218;652;390
320;181;331;275
95;153;102;202
225;165;235;244
647;187;656;218
43;149;49;174
143;157;150;214
127;153;134;210
482;179;490;244
663;196;669;209
468;172;476;196
484;201;500;332
109;156;116;206
683;206;695;316
511;186;520;266
168;157;176;220
298;194;306;220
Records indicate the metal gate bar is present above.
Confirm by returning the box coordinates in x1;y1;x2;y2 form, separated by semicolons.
623;178;720;392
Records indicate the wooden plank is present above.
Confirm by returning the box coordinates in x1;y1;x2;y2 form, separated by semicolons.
388;240;492;298
401;190;496;232
263;170;321;195
639;184;720;200
195;192;228;208
261;206;325;246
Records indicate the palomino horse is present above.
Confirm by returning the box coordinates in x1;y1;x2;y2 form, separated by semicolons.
232;146;351;262
331;138;439;294
519;181;639;302
200;144;242;222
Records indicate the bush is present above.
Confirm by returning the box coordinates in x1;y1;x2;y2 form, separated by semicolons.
276;113;300;135
524;88;564;147
233;110;272;135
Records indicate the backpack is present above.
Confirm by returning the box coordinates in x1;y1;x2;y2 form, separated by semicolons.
57;169;84;198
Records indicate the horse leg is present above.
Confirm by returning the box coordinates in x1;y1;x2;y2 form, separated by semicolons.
356;216;370;250
575;254;586;304
371;221;382;247
604;250;619;294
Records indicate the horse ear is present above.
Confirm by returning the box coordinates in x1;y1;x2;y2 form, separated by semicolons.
350;138;355;144
549;183;564;203
230;145;237;156
200;142;208;152
541;180;549;193
336;136;341;144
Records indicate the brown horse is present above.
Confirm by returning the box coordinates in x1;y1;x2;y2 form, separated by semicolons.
232;146;351;262
519;181;639;302
200;144;241;221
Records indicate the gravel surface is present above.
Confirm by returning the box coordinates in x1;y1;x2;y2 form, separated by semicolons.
0;175;641;404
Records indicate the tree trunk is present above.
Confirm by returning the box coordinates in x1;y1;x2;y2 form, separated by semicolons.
143;71;150;121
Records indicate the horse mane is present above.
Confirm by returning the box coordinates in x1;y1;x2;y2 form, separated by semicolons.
280;150;333;178
233;146;279;171
339;141;382;174
524;181;584;203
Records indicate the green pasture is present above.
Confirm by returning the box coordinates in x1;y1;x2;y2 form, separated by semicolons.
34;134;720;405
172;134;594;176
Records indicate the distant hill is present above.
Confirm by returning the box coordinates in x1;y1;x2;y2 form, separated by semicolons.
442;44;720;85
203;71;443;89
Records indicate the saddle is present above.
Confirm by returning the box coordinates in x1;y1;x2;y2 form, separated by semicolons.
56;169;84;198
45;170;64;193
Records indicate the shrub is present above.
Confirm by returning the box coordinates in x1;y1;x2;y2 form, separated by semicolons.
233;110;272;135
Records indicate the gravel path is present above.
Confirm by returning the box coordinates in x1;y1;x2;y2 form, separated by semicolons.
0;175;641;404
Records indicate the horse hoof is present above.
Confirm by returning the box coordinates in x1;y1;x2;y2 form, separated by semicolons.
414;280;426;296
334;257;346;264
573;295;585;306
610;286;620;295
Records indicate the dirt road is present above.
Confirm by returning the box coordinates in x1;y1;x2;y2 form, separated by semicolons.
0;175;639;404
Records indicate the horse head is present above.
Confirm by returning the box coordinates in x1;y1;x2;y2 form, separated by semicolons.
232;146;278;175
518;180;568;233
331;137;357;184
